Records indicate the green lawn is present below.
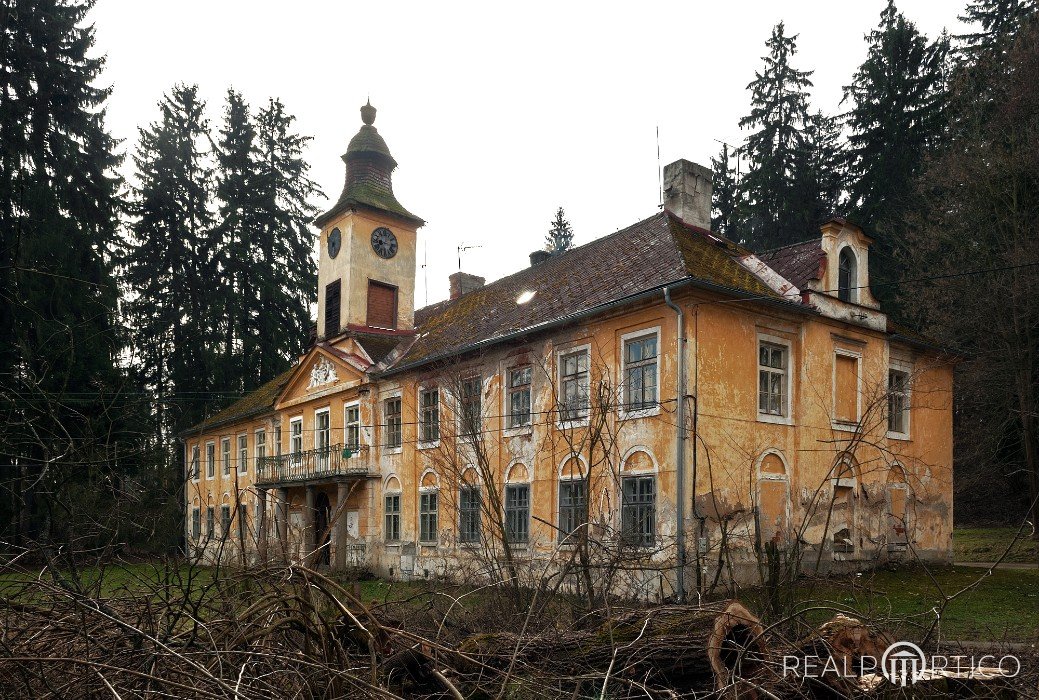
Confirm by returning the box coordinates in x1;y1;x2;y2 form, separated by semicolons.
954;527;1039;564
783;564;1039;643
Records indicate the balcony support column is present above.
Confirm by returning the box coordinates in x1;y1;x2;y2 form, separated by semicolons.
276;487;289;561
256;488;268;564
334;481;350;570
303;485;316;566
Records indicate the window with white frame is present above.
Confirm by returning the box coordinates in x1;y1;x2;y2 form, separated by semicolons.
345;404;360;450
315;408;330;468
838;247;857;303
238;503;248;538
220;505;231;536
758;341;788;417
190;445;199;481
237;434;248;474
558;478;587;542
384;398;402;448
221;438;231;476
834;352;860;424
459;485;481;543
507;366;532;428
384;493;401;542
289;418;303;460
205;442;215;479
505;483;530;543
888;368;910;435
206;506;214;537
559;349;589;421
191;507;200;538
459;376;482;438
419;388;439;443
419;490;438;543
621;475;656;546
623;333;658;412
255;429;266;466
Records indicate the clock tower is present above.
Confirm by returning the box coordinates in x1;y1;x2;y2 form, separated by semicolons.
313;102;424;340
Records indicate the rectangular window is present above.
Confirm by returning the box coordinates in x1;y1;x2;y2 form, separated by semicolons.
384;398;402;448
221;438;231;476
289;417;303;458
459;486;481;543
505;484;530;544
220;505;231;536
835;354;859;423
888;368;909;434
624;334;658;411
558;479;587;542
621;475;656;547
345;404;360;450
255;430;266;464
758;342;787;417
190;445;200;481
367;280;398;330
507;366;532;428
324;279;341;338
315;408;330;469
206;506;214;537
384;494;401;542
237;434;248;474
419;491;438;543
560;350;590;421
419;388;440;443
459;376;482;438
238;503;248;538
205;442;215;479
191;507;200;539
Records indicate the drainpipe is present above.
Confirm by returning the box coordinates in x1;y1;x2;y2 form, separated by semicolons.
663;287;686;602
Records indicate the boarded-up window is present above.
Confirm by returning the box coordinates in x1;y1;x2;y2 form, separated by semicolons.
757;453;789;546
887;466;909;548
367;280;397;329
324;280;341;338
834;354;859;423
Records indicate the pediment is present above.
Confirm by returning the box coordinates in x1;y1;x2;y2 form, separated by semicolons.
275;344;370;408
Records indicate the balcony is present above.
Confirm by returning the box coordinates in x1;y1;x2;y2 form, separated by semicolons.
256;444;372;487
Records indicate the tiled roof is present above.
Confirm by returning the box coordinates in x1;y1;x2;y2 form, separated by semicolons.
180;368;295;437
758;239;825;291
393;211;781;370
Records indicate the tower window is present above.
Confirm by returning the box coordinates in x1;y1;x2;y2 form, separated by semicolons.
367;280;398;329
838;248;857;302
324;280;341;338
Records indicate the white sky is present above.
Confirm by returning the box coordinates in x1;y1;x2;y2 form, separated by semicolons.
90;0;966;308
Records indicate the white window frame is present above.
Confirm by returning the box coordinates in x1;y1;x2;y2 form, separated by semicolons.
504;364;534;435
619;326;661;419
418;473;439;545
255;429;266;464
457;375;483;440
237;434;248;474
417;386;440;449
382;393;403;455
314;407;331;470
831;348;863;432
556;343;591;427
189;444;200;482
887;360;912;440
289;416;303;463
220;437;231;477
836;244;859;304
756;333;794;425
344;402;361;451
204;441;215;480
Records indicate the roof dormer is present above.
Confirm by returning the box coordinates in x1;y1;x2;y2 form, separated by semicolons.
819;218;879;310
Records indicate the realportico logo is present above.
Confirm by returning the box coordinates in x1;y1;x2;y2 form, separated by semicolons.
783;640;1021;686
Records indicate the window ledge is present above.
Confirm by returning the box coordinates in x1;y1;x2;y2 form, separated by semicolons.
619;407;661;421
831;420;860;433
384;542;401;549
757;413;794;426
418;541;438;549
503;426;533;438
886;431;911;442
417;440;440;451
382;447;403;456
556;418;590;430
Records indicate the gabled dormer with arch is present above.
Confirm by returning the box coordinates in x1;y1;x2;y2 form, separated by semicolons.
810;218;887;331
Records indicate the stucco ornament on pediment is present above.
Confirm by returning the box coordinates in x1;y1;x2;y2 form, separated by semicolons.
307;357;338;389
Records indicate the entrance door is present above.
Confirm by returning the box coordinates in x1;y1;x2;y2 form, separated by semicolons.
314;492;331;566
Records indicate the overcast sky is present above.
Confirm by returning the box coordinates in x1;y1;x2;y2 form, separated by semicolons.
90;1;967;308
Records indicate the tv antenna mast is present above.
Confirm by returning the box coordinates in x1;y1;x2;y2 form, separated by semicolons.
457;242;483;271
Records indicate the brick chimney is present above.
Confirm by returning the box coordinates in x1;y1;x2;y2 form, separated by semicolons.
663;159;713;230
449;271;485;300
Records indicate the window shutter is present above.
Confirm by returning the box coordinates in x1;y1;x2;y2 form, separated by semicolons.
367;280;397;329
324;280;341;338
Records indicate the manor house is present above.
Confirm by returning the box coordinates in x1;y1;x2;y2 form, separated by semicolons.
181;103;954;597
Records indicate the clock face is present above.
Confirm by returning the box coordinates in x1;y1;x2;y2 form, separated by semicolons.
327;227;341;259
371;227;398;259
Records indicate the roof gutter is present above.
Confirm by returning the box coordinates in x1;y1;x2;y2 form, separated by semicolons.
377;275;812;378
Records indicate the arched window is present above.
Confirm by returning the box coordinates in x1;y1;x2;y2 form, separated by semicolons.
838;248;857;302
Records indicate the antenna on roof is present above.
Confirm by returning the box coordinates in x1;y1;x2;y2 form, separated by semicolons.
457;242;483;272
713;137;742;187
420;240;429;306
656;125;663;209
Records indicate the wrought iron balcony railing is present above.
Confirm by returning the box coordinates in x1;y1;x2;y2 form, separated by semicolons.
256;444;370;486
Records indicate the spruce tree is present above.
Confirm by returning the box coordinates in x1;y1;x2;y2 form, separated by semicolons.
123;84;215;436
710;144;742;239
250;98;319;387
738;22;816;250
0;0;128;545
544;207;574;254
843;1;948;294
958;0;1037;56
791;111;845;238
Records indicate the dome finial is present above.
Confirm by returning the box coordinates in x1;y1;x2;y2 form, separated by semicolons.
360;100;376;126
